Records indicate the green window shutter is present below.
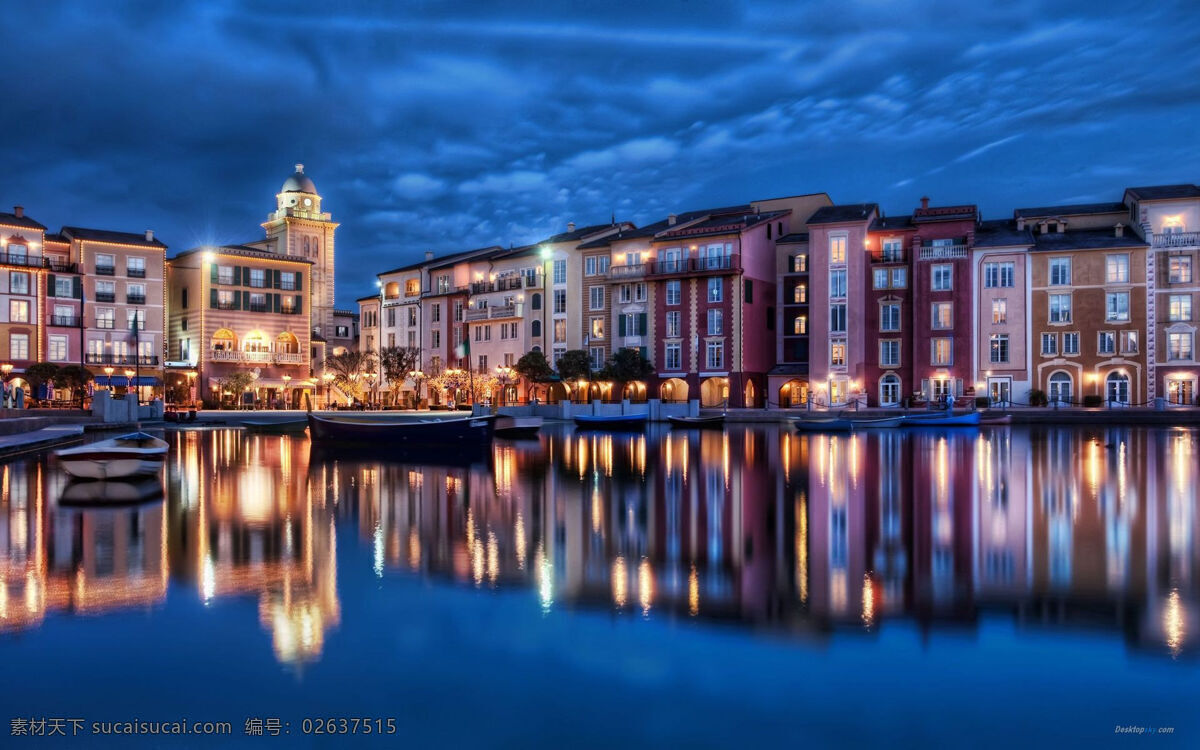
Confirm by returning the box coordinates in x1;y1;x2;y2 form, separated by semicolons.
210;264;218;283
73;277;82;299
233;266;242;285
273;269;281;289
243;267;251;286
273;294;280;313
745;279;754;303
210;289;218;308
296;272;302;291
639;346;647;360
295;294;303;314
233;291;241;311
638;313;647;335
618;316;627;337
47;274;56;297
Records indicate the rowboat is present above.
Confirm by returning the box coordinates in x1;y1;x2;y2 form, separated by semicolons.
55;432;169;480
794;417;854;432
242;418;309;435
307;412;497;445
901;412;982;427
850;416;905;429
59;477;165;506
979;413;1013;425
573;413;648;430
667;415;725;428
495;416;544;439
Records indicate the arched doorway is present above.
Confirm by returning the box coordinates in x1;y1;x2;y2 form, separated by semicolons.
879;373;901;406
660;378;688;403
211;328;236;352
1048;371;1073;405
276;331;299;354
743;379;756;408
545;382;569;404
700;377;729;408
1106;371;1130;405
622;381;648;403
779;379;807;408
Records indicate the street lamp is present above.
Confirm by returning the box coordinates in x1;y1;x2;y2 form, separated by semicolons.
322;371;335;409
123;369;135;400
282;374;292;409
103;366;115;392
364;372;377;408
408;369;425;409
186;370;197;407
495;365;516;406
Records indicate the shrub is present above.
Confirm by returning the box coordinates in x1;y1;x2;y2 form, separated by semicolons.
1082;394;1103;407
1028;389;1048;407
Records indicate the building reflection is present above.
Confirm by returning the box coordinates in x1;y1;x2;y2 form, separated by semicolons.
0;424;1197;662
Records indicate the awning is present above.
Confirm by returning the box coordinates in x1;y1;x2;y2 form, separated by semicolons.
94;376;162;387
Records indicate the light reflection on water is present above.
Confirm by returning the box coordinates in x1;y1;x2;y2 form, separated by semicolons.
0;424;1197;668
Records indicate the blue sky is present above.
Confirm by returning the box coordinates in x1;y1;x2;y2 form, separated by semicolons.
3;0;1200;306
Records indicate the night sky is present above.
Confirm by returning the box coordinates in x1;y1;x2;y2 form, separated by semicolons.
4;0;1200;306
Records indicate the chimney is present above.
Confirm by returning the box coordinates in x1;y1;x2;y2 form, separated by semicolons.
425;250;434;261
1115;223;1125;238
1016;217;1025;230
668;214;677;226
145;229;154;242
13;206;23;218
1056;221;1065;234
567;221;576;233
920;196;930;209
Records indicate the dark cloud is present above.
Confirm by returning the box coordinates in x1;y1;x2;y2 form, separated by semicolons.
2;0;1199;305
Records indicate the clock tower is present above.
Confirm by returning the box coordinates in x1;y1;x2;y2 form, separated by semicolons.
262;163;339;338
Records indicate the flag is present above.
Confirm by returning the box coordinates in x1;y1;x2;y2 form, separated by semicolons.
454;337;469;360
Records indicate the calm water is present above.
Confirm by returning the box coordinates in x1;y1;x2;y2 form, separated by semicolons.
0;423;1197;748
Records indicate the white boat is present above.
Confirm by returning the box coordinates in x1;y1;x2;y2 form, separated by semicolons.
59;477;165;505
55;432;169;480
495;416;544;439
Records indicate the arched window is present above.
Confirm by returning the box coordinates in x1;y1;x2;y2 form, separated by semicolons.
276;331;299;354
243;331;269;353
211;328;236;351
531;293;542;310
1106;371;1130;405
531;320;542;337
1048;371;1072;404
312;237;320;255
302;237;310;255
879;373;901;406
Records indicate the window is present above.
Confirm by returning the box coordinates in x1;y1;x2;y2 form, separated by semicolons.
1062;332;1080;355
880;339;900;367
707;309;723;335
128;309;145;331
1168;295;1193;321
529;294;540;312
665;342;681;370
95;280;115;301
745;279;753;303
531;320;541;337
589;286;604;310
1049;294;1072;323
408;307;418;326
1106;292;1130;322
585;257;597;276
932;302;953;329
932;264;952;291
55;277;73;297
279;272;296;291
430;303;441;323
880;303;900;332
1120;330;1138;354
1106;254;1130;284
248;292;267;311
1041;333;1057;356
1048;372;1073;404
829;269;846;298
553;290;567;314
882;239;903;262
589;347;605;370
931;338;953;365
793;315;807;334
552;346;566;367
1049;258;1071;286
873;269;889;289
553;259;566;284
453;301;464;322
892;268;907;288
591;316;605;339
96;308;115;329
386;308;396;327
249;268;266;287
9;333;29;360
992;299;1008;324
706;340;724;370
829;236;846;264
436;275;451;294
708;278;723;303
48;335;68;362
635;283;646;302
9;271;29;294
127;283;146;303
96;254;115;274
619;284;632;304
1169;256;1193;284
9;299;29;323
792;254;807;272
830;340;846;367
989;334;1009;364
553;319;566;343
431;330;441;348
666;280;681;305
984;262;1014;288
1167;332;1194;360
830;303;846;333
1098;331;1115;355
217;265;234;284
478;355;488;372
794;283;807;303
666;311;680;338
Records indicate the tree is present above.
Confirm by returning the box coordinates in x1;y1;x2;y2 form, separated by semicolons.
515;350;553;402
430;369;470;406
599;348;655;384
323;350;377;402
52;365;93;407
377;346;421;404
217;371;256;406
556;349;592;382
24;363;60;401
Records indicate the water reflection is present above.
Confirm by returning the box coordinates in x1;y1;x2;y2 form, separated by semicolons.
0;425;1197;665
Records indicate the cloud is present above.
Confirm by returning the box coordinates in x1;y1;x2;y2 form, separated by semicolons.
391;173;447;200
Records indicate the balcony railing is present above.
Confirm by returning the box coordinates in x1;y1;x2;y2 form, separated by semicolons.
275;352;306;364
208;349;306;364
247;303;269;312
126;294;146;305
871;252;907;264
645;254;741;277
95;292;116;302
917;244;968;260
523;273;543;289
95;265;116;276
85;354;160;366
465;308;490;321
51;316;80;327
215;301;236;310
1154;231;1200;248
0;253;78;271
608;263;647;279
127;267;146;278
405;289;421;298
496;276;523;292
47;260;78;273
489;304;518;319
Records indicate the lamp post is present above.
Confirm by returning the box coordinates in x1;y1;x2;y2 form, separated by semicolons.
408;369;425;409
282;374;292;410
186;370;197;407
445;367;464;408
364;372;377;409
123;369;135;400
322;371;335;409
495;365;515;406
103;366;115;392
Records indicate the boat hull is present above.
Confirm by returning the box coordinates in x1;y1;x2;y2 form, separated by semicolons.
494;416;544;439
901;412;982;427
667;416;725;428
243;419;309;435
59;477;165;505
794;418;854;432
573;414;648;430
55;433;168;480
307;413;497;445
979;414;1013;425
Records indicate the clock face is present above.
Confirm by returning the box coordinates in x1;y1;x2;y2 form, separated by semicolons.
303;198;312;207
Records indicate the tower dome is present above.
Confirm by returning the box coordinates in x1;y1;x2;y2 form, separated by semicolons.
281;163;317;194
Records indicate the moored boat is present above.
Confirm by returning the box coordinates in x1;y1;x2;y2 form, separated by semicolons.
495;416;544;439
242;418;309;435
901;412;982;427
307;412;497;445
54;432;169;480
850;416;905;429
979;413;1013;425
573;413;648;430
59;477;165;505
667;415;725;428
794;417;855;432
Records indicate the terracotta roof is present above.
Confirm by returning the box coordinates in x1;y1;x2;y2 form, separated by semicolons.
1013;202;1127;219
974;219;1034;248
0;211;46;231
1030;227;1148;252
61;226;167;249
1124;185;1200;201
806;204;877;225
171;245;313;264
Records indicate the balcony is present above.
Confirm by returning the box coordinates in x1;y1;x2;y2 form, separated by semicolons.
523;273;543;289
275;352;307;364
466;308;490;321
85;353;159;366
405;289;421;298
247;303;269;312
126;294;146;305
215;301;236;310
210;349;242;362
608;263;647;280
1155;231;1200;248
127;267;146;278
51;315;80;327
95;292;116;302
47;260;78;273
871;252;907;264
95;265;116;276
0;252;41;268
645;254;741;277
496;276;523;292
918;244;968;260
488;303;521;320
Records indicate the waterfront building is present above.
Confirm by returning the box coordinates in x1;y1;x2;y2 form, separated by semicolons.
329;309;359;355
772;231;812;406
1125;184;1200;404
971;219;1033;405
357;294;379;355
0;207;53;377
540;223;629;368
464;245;544;399
1022;203;1148;404
864;214;917;407
166;244;313;408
